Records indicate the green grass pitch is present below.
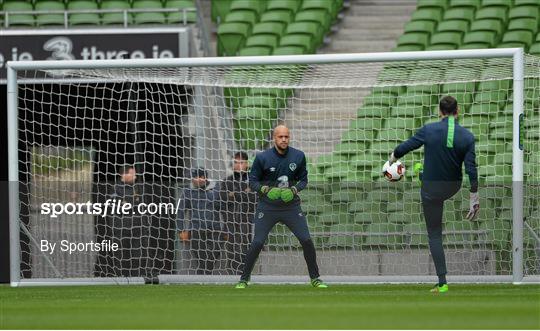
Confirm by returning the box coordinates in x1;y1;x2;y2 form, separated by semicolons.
1;284;539;329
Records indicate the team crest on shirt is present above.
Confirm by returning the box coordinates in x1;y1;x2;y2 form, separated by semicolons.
289;163;297;171
258;212;264;219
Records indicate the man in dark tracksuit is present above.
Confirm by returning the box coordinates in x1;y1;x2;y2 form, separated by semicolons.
177;168;223;275
235;125;327;288
219;151;257;274
110;165;150;277
390;96;480;293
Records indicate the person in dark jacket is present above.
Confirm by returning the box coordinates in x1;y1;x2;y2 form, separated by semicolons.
220;151;257;274
177;168;222;275
110;165;150;277
389;96;479;293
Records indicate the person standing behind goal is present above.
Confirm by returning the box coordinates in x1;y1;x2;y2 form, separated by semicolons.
389;96;480;293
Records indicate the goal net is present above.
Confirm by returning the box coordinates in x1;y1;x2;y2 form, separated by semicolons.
8;50;540;286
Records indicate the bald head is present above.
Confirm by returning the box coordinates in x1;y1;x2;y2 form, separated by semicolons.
273;125;290;154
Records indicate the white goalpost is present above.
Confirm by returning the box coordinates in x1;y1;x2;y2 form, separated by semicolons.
7;49;540;287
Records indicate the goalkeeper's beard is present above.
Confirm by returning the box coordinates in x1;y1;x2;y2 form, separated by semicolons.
275;142;288;153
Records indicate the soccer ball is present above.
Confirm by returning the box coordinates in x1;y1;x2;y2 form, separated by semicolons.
382;161;405;182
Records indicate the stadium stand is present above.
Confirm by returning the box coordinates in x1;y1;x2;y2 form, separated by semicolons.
214;0;345;152
0;0;198;27
209;0;538;274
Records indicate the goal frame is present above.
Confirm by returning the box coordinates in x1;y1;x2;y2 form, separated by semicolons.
7;48;532;287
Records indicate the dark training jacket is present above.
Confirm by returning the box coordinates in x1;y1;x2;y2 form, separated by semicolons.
394;117;479;193
249;146;308;211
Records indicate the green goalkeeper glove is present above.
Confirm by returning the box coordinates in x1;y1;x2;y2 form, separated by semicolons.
280;187;298;203
260;186;282;200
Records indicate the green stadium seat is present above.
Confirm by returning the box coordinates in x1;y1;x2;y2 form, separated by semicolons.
425;44;457;50
238;47;272;56
449;0;481;10
363;92;395;108
260;9;294;25
475;7;507;23
391;105;426;118
443;7;476;23
477;77;511;91
229;0;265;18
417;0;448;11
396;93;436;107
225;10;257;26
326;223;364;248
333;142;367;157
529;43;540;55
459;43;490;49
364;223;403;247
411;8;443;22
166;0;197;24
300;0;338;20
404;20;437;35
302;200;332;214
252;22;285;38
132;0;166;24
393;45;425;52
3;1;34;26
383;117;419;130
463;31;497;47
430;32;462;48
267;0;300;14
370;141;399;156
295;9;331;32
330;189;363;204
493;152;512;165
509;5;539;20
351;211;383;225
272;46;305;55
35;0;65;26
411;67;443;80
211;0;231;22
442;82;476;93
515;0;540;6
470;18;504;35
445;220;475;246
501;30;534;47
217;22;250;56
436;20;469;34
472;92;505;109
236;106;277;120
316;154;348;170
349;153;380;169
286;21;324;46
349;118;383;130
481;0;512;10
372;85;405;96
68;0;99;26
245;35;279;51
240;95;279;109
377;129;411;142
478;219;511;249
318;211;351;226
397;33;429;48
341;129;377;143
279;34;315;53
101;0;132;25
460;116;489;136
